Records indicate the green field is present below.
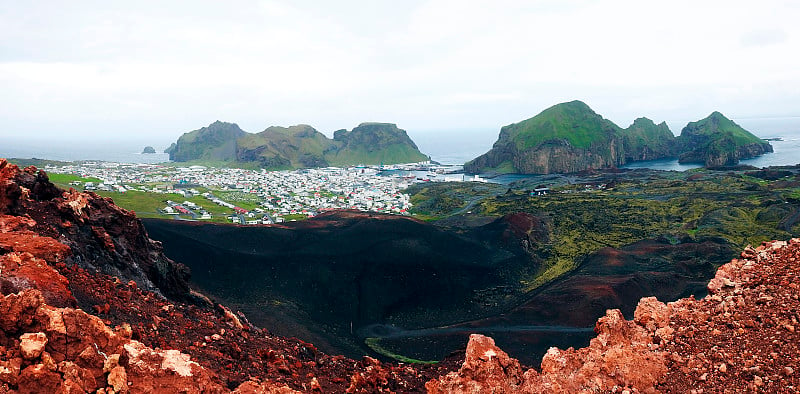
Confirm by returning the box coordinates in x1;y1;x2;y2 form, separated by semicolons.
92;190;240;223
46;173;102;190
42;170;259;223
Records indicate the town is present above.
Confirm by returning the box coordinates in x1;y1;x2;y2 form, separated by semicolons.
46;161;480;224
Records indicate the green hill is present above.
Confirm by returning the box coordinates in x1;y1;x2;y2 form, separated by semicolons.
167;121;428;169
676;112;773;167
328;123;428;166
504;100;622;150
166;121;246;162
622;117;677;162
237;125;332;169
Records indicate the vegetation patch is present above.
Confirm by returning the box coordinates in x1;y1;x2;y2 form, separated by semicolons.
364;338;438;364
410;168;800;292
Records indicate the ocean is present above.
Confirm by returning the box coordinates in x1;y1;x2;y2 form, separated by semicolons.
0;136;172;164
2;117;799;168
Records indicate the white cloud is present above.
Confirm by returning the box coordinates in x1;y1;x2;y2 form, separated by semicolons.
1;0;799;140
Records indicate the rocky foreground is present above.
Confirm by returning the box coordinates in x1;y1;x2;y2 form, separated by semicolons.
427;240;800;393
1;156;799;393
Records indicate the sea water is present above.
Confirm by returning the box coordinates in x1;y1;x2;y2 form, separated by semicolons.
0;136;172;164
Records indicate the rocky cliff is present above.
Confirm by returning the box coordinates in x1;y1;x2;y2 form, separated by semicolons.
677;111;774;167
168;121;428;169
465;101;772;174
0;159;190;301
166;121;247;162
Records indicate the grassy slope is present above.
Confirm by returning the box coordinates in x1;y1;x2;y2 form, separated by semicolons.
327;144;427;166
238;125;331;168
505;100;622;150
682;112;768;146
328;123;428;166
95;190;239;223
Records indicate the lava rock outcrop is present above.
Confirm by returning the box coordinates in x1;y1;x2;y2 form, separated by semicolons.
0;159;190;301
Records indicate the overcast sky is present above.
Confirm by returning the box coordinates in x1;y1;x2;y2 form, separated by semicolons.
2;0;799;143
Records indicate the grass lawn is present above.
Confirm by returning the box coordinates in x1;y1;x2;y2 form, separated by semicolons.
281;214;308;221
47;173;102;190
95;190;169;218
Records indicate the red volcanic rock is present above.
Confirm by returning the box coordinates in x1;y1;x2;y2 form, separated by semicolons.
657;239;800;392
0;229;72;262
426;334;524;393
429;238;800;393
0;252;76;307
232;380;300;393
19;332;47;360
428;305;668;393
16;364;62;394
0;357;23;386
0;159;191;300
533;308;666;392
0;289;301;393
0;160;23;214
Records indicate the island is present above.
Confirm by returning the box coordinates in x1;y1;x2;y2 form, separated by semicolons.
676;111;773;167
141;146;156;154
165;121;428;169
464;101;677;174
465;100;772;174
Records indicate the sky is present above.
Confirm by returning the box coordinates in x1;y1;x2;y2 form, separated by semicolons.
2;0;800;145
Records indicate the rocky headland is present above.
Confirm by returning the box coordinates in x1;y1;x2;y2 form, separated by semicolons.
166;121;428;169
465;101;772;174
1;157;799;392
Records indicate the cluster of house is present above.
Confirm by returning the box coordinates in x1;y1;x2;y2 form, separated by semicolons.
45;162;435;224
254;167;414;217
163;200;213;220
